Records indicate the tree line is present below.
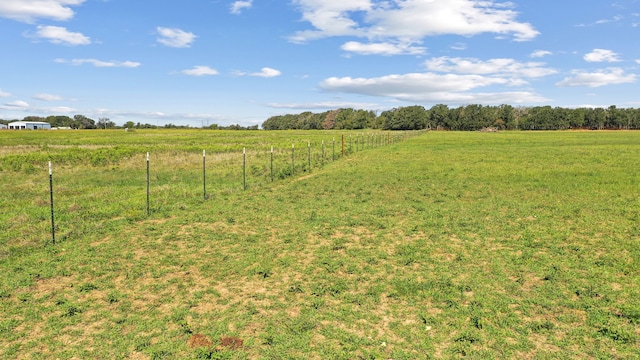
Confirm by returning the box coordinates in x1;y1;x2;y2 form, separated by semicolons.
262;105;640;131
4;105;640;131
0;115;115;129
0;116;259;130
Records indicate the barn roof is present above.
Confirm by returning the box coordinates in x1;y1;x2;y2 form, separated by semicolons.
8;121;51;125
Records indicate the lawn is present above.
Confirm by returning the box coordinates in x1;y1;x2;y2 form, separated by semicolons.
0;130;638;359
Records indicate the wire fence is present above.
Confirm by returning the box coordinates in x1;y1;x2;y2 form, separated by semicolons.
2;131;423;250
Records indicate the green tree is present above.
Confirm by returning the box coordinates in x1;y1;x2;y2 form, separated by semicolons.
459;104;490;130
97;117;116;129
497;104;515;129
569;108;586;129
429;104;449;130
606;105;623;129
46;115;74;128
585;108;606;129
334;108;355;129
74;114;96;129
381;106;428;130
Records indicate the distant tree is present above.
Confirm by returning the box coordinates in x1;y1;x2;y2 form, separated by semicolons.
459;104;491;130
606;105;623;129
259;104;640;132
353;109;375;129
133;122;156;129
334;108;354;129
322;110;340;130
569;108;586;129
497;104;515;130
381;106;428;130
97;117;116;129
74;114;96;129
429;104;449;130
23;116;47;123
584;108;606;130
46;115;75;128
124;121;135;129
623;108;640;129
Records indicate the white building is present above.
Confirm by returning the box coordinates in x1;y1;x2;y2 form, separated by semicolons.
8;121;52;130
0;123;7;130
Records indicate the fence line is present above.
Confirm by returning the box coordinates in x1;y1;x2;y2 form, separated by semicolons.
36;130;422;244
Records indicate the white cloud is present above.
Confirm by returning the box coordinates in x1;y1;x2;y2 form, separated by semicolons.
245;67;282;78
56;58;141;68
0;0;84;23
556;68;636;87
584;49;621;62
3;100;30;108
319;72;549;104
33;93;64;101
341;41;426;55
595;15;624;24
290;0;539;46
636;59;640;64
46;106;75;113
34;25;91;45
156;27;197;48
530;50;552;58
180;66;219;76
289;1;371;42
0;100;80;113
231;0;253;14
88;108;231;126
0;89;10;97
424;57;557;78
450;42;467;51
318;54;555;105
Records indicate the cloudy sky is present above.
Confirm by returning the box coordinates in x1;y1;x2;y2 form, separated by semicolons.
0;0;639;126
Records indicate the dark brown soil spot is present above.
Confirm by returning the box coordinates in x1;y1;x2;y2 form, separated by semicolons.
219;336;243;350
188;333;213;348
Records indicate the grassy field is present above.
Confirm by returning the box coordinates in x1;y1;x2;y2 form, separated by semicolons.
0;129;638;359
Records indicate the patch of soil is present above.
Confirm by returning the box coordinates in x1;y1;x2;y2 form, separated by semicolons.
219;336;243;350
188;333;213;348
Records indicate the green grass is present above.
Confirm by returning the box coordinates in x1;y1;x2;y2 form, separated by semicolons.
0;130;638;359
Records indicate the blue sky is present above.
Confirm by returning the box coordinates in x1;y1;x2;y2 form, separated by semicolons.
1;0;639;127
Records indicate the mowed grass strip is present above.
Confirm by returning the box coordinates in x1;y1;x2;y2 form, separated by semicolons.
0;131;638;359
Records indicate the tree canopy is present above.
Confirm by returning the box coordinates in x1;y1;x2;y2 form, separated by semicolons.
4;105;640;131
261;105;640;131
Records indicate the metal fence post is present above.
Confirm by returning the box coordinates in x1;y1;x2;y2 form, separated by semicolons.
49;161;55;244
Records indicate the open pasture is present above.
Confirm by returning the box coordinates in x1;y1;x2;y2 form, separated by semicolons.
0;130;638;359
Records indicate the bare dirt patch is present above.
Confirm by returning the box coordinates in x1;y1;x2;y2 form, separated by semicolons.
219;336;244;350
188;333;213;348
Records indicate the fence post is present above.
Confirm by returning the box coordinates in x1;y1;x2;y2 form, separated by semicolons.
332;138;335;161
291;143;295;176
146;152;150;216
307;141;311;171
243;148;247;190
203;150;207;200
49;161;55;244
